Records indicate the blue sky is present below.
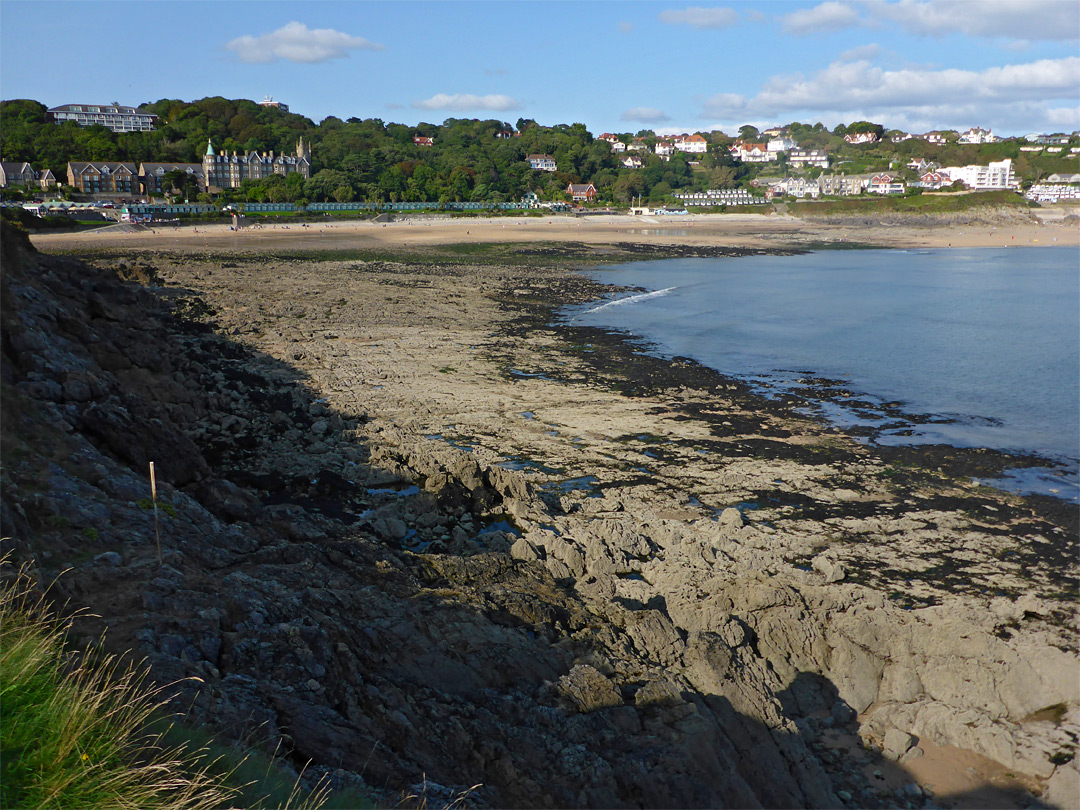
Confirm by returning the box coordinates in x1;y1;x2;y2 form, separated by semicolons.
2;1;1078;137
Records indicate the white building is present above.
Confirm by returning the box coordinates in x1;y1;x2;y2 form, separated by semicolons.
730;142;773;163
771;177;820;198
788;148;829;169
527;154;557;172
1025;183;1080;203
655;140;675;157
674;188;763;206
675;134;708;154
48;103;157;133
958;127;1000;144
940;158;1018;190
257;95;289;113
767;136;797;153
867;174;905;194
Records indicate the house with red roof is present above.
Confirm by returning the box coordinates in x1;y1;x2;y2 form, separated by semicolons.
567;183;596;202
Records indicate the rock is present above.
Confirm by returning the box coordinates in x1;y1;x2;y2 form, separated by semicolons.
93;551;122;566
510;537;541;562
717;507;743;535
555;665;623;713
883;728;917;761
373;517;408;541
831;700;857;725
812;555;846;582
900;746;924;763
1045;760;1080;809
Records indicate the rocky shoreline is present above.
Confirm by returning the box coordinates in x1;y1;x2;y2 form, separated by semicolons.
3;224;1078;808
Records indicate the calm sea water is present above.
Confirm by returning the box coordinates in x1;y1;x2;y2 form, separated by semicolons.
565;247;1080;501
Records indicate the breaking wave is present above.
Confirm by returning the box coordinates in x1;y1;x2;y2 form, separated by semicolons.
585;287;677;314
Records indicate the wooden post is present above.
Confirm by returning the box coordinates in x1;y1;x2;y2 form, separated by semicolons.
150;462;162;567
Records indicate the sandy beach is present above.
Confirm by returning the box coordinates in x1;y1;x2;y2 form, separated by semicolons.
31;209;1080;255
15;213;1080;808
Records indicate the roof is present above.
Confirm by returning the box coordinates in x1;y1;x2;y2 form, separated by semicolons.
49;103;156;117
68;161;138;174
140;163;204;174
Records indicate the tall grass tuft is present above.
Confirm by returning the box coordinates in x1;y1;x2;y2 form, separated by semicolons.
0;561;233;809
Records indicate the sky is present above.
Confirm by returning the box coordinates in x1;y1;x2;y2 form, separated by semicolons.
2;0;1078;138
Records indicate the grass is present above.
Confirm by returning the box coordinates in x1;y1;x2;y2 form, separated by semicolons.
0;563;229;809
0;560;361;810
789;189;1032;217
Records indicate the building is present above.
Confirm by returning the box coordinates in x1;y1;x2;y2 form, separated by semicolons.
1026;182;1080;203
202;138;311;191
770;177;820;198
139;163;206;195
843;132;878;144
674;188;762;206
622;156;644;169
567;183;596;202
788;149;829;169
610;141;626;153
413;135;434;147
0;161;56;190
922;132;948;145
767;136;797;153
913;171;948;189
940;158;1017;190
730;142;772;163
867;173;905;194
817;173;863;196
66;162;139;194
654;140;675;157
675;134;708;154
730;141;773;163
257;96;289;113
528;154;557;172
49;103;157;133
958;127;1000;144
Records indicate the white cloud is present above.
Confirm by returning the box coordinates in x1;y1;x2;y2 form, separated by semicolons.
701;56;1080;134
411;94;520;112
866;0;1080;42
838;43;881;61
781;1;861;35
621;107;672;123
658;6;738;29
618;21;635;33
226;21;383;64
699;93;746;119
776;0;1079;41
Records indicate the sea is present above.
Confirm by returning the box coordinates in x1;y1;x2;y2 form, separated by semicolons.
563;247;1080;502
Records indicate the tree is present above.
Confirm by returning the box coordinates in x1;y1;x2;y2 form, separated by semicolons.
739;125;760;141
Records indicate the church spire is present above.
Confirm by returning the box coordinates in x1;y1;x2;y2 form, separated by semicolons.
205;138;216;157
